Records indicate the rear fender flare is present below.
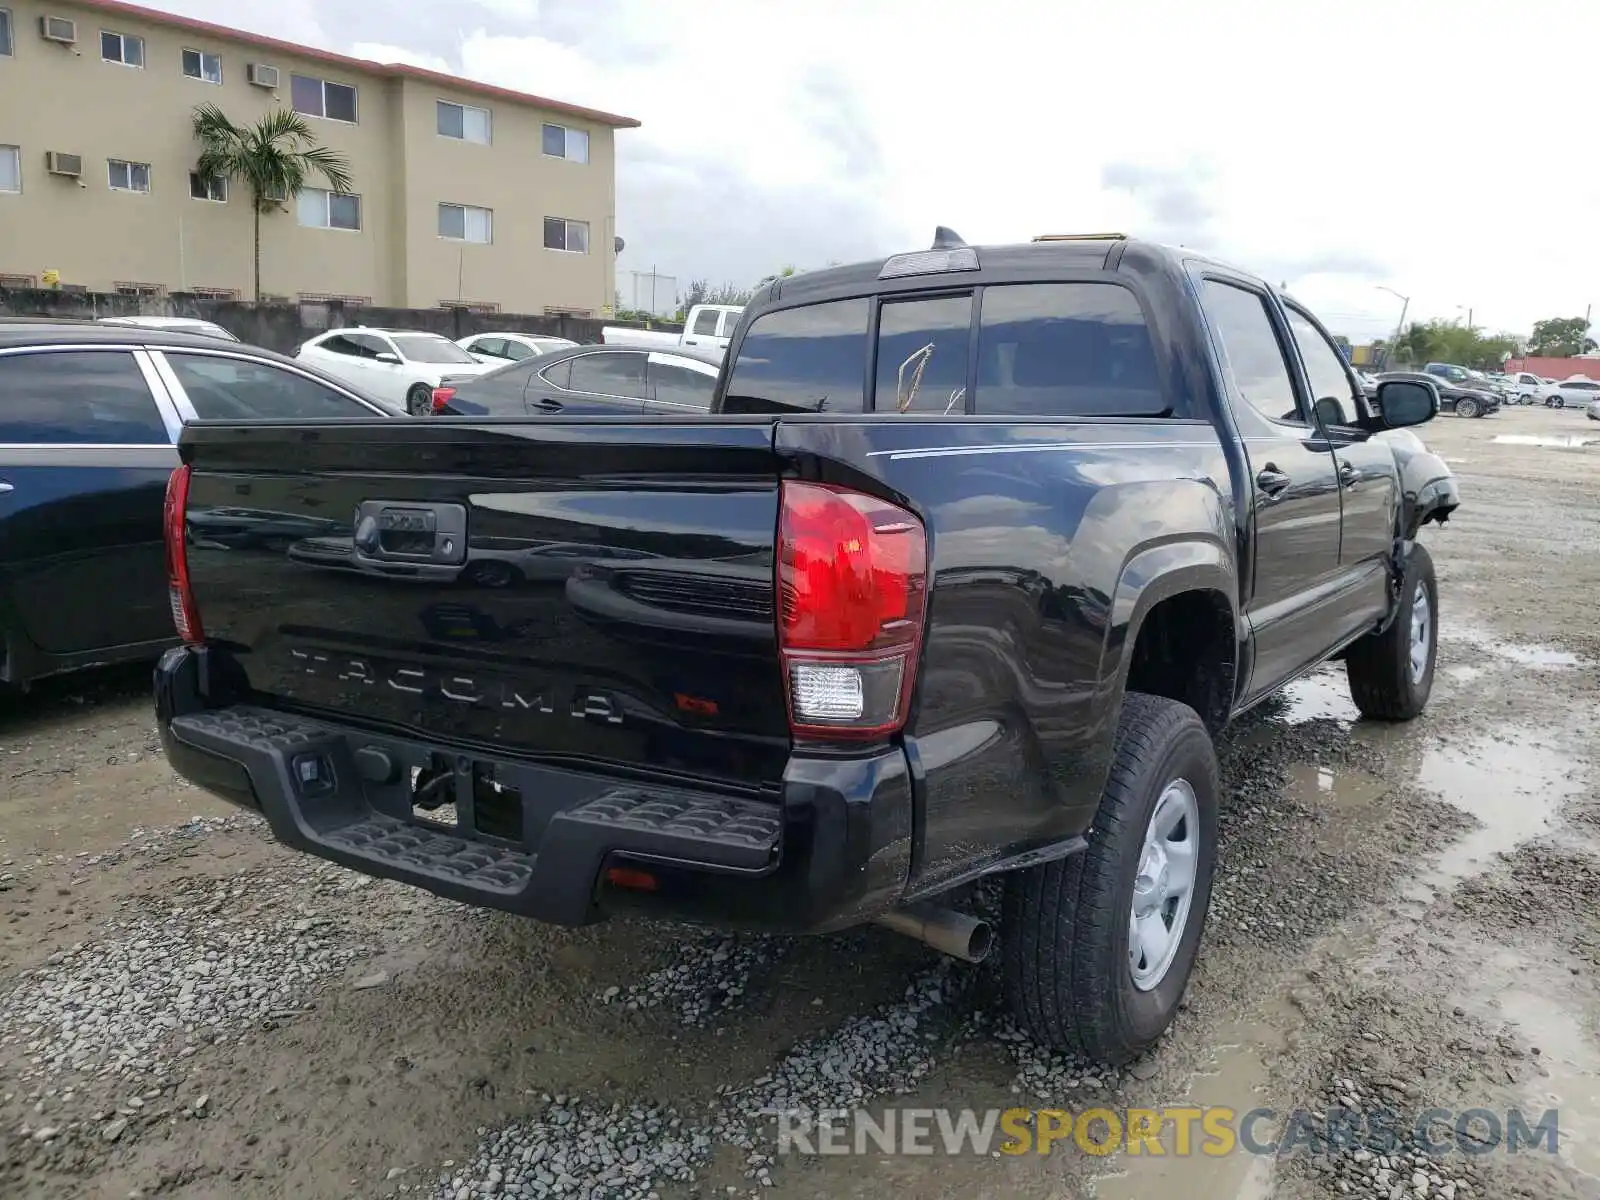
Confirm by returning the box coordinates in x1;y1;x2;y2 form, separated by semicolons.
1101;538;1241;704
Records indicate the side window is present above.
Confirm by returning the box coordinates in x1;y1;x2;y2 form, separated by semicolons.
318;334;363;357
471;338;505;359
1285;307;1357;427
724;298;870;413
166;355;379;420
719;311;742;339
974;283;1167;417
568;351;647;399
539;358;572;390
650;359;715;408
1198;280;1301;424
692;308;721;336
0;351;169;444
502;340;534;361
874;294;972;413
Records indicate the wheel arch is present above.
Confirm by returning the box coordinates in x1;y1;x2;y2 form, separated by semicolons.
1101;539;1240;735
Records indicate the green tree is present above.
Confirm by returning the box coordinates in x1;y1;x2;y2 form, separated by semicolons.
1527;316;1596;357
191;104;354;301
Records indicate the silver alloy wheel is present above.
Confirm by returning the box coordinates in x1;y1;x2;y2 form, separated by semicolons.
1409;582;1432;683
1128;778;1200;992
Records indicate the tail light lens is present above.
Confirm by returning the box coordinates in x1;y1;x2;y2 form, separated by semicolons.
163;465;204;643
777;481;927;740
430;386;455;414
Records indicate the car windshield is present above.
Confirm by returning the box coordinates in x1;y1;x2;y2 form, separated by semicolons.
392;335;477;364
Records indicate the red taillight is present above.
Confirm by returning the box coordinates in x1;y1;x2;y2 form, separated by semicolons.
431;386;455;413
163;465;203;644
777;481;927;740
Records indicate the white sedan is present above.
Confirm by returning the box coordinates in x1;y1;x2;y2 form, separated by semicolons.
456;332;579;365
295;327;502;413
1546;378;1600;409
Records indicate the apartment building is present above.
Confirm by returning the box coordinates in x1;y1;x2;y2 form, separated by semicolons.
0;0;640;314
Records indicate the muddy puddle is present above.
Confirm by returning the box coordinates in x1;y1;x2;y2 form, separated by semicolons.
1091;1019;1282;1200
1441;624;1590;670
1278;670;1361;725
1491;434;1596;449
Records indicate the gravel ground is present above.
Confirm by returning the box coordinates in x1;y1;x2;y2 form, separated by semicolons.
1;406;1597;1200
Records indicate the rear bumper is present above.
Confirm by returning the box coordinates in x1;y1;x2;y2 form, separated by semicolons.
154;645;912;933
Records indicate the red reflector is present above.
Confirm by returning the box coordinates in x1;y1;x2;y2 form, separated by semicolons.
604;866;659;892
431;386;455;413
777;481;926;740
674;692;719;716
163;465;204;644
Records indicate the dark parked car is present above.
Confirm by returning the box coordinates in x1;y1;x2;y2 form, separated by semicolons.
0;320;397;689
1377;370;1498;418
156;231;1458;1065
429;343;722;415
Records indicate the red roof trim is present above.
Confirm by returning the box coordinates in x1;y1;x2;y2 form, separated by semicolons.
70;0;642;128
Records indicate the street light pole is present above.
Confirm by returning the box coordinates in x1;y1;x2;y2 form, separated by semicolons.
1377;286;1409;365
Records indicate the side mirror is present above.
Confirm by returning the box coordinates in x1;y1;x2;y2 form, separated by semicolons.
1376;379;1438;428
375;352;401;365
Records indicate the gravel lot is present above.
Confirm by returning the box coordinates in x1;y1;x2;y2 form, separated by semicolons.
2;407;1597;1200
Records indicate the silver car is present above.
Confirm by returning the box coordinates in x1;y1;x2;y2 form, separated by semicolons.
1546;378;1600;408
1587;397;1600;421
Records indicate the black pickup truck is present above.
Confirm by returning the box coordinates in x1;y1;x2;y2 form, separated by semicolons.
154;231;1458;1063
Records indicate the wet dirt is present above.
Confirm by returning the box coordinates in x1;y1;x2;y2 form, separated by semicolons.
1;408;1598;1199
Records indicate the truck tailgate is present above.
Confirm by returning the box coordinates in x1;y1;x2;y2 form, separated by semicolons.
179;420;790;790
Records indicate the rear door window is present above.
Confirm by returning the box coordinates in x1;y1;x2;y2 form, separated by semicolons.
692;308;721;336
166;354;381;420
1198;280;1301;425
568;351;648;399
973;283;1168;417
0;350;170;444
874;294;972;414
724;298;869;413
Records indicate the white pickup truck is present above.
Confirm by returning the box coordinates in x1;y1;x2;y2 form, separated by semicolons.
601;303;743;355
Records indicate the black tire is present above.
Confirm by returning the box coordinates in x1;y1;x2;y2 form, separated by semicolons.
406;383;433;415
1455;397;1479;418
1001;693;1219;1064
1345;542;1437;720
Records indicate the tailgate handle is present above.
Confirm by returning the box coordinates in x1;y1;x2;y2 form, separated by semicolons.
352;500;468;568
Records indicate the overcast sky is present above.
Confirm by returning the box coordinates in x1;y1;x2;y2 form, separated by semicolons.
153;0;1597;343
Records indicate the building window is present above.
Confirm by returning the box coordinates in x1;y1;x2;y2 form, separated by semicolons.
543;217;589;254
100;30;145;67
289;74;358;123
0;273;36;288
108;159;152;193
188;172;227;202
114;281;165;297
438;203;492;244
0;145;19;194
436;101;491;144
182;48;222;84
190;286;239;299
296;188;361;231
541;123;589;163
0;9;13;57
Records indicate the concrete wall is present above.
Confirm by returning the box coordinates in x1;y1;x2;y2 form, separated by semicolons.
0;287;682;356
0;0;622;313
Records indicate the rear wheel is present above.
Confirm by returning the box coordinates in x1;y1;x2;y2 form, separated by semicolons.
1345;543;1437;720
1002;693;1219;1064
406;383;433;415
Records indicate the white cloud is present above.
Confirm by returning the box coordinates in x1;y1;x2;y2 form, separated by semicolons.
149;0;1600;338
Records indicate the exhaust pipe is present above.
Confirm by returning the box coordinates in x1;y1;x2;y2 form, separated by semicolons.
874;905;993;963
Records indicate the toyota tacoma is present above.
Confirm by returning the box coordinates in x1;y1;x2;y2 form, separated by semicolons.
154;231;1459;1063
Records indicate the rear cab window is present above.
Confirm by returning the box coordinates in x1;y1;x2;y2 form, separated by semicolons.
723;282;1172;417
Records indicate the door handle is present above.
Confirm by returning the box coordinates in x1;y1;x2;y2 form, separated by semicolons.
1337;459;1361;487
1255;466;1291;497
534;397;562;412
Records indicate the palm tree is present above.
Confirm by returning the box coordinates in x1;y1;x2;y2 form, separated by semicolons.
191;104;354;301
